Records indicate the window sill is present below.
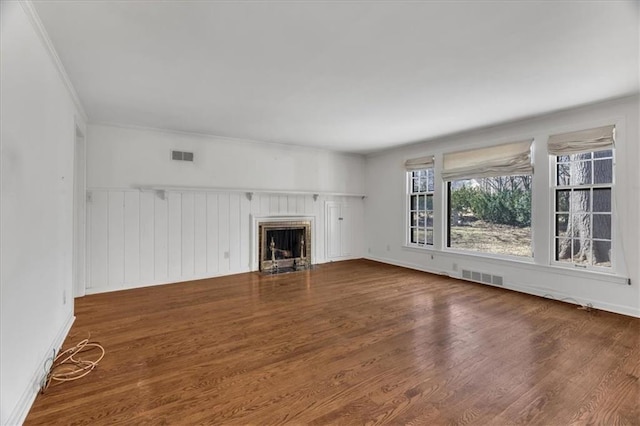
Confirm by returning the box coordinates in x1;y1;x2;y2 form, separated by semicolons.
402;244;436;253
400;246;629;286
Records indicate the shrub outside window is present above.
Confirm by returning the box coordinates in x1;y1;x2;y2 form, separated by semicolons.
448;176;532;257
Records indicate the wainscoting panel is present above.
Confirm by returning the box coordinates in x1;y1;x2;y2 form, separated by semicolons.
86;189;363;294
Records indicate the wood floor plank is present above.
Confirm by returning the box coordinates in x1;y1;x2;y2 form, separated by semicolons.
25;260;640;425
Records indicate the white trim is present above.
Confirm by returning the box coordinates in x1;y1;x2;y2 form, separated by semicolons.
73;123;87;298
19;1;88;122
6;314;75;426
136;185;365;199
365;255;638;317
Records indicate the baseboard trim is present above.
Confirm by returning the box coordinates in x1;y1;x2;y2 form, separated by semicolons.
365;255;640;318
6;313;75;426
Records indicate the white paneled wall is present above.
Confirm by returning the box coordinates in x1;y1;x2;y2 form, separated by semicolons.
86;189;363;293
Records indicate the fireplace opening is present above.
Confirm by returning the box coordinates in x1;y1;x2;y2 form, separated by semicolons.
258;220;311;273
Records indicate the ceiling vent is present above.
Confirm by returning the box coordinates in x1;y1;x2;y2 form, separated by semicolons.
171;150;194;162
461;269;503;286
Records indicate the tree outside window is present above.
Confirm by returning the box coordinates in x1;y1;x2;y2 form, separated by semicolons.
554;149;613;267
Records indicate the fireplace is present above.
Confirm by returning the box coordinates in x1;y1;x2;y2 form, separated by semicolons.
258;220;312;272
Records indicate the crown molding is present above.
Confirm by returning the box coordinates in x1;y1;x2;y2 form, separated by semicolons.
19;0;89;123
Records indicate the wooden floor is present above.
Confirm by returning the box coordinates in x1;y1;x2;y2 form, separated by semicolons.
26;260;639;425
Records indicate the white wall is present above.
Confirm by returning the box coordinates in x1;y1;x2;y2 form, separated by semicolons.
365;96;640;317
85;125;365;293
1;3;82;424
88;124;365;193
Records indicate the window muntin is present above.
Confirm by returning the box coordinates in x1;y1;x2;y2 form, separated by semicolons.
408;168;434;247
554;149;613;268
448;175;532;257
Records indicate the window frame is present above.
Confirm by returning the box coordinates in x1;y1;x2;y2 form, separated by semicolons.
406;167;435;248
550;148;615;272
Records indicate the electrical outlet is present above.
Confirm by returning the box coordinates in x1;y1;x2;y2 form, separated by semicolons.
224;251;230;259
368;248;371;253
430;254;434;260
63;290;67;305
386;244;390;251
452;263;458;271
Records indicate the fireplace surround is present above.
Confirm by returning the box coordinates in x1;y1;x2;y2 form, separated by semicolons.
256;218;312;272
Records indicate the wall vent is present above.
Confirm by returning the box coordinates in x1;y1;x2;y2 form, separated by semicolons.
461;269;504;286
171;150;194;162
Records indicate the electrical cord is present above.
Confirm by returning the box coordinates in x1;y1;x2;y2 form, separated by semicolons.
543;293;596;313
40;335;105;393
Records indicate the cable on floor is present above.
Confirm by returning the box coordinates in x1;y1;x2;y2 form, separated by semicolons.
543;293;596;313
40;335;105;393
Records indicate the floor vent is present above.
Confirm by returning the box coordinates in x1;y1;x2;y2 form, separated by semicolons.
461;269;504;286
171;150;194;162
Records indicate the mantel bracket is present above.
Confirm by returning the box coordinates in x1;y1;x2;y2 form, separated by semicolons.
154;189;166;200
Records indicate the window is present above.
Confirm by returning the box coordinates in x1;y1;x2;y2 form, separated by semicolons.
548;124;615;270
443;140;533;258
407;168;434;246
448;176;532;257
553;149;613;268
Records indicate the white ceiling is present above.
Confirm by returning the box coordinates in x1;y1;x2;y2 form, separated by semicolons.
33;1;639;154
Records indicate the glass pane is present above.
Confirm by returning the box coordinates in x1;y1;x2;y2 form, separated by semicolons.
427;169;434;192
572;189;591;212
592;214;611;240
419;176;427;192
572;213;590;233
592;188;611;212
448;176;531;257
426;229;433;245
410;212;418;226
594;149;613;159
418;195;426;210
411;228;418;244
557;155;571;163
410;195;417;210
573;238;590;266
593;159;613;184
426;211;433;227
572;152;592;161
556;238;571;262
426;195;433;210
570;161;592;186
557;163;570;186
417;228;426;244
556;190;570;212
412;178;419;193
556;214;569;237
418;212;426;227
592;240;611;267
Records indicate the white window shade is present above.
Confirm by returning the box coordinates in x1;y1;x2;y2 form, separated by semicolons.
404;155;434;170
547;125;615;156
442;140;533;181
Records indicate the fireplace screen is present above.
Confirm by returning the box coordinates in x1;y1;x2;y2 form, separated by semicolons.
258;220;311;272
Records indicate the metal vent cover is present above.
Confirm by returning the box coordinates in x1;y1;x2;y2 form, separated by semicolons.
171;150;194;162
461;269;504;286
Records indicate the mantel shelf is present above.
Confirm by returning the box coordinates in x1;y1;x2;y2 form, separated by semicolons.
135;185;366;201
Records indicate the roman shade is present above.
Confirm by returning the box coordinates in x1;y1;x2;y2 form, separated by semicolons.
404;155;434;170
547;125;615;156
441;140;533;181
